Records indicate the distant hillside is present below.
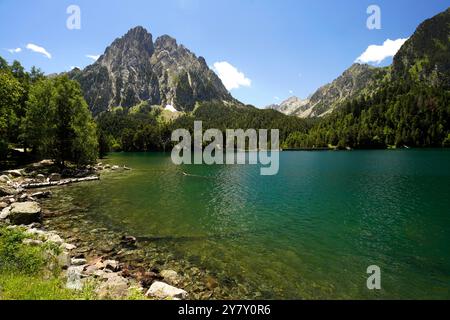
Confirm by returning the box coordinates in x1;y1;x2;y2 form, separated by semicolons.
283;7;450;150
266;64;387;118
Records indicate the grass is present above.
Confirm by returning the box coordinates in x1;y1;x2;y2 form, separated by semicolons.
0;225;97;300
0;225;147;300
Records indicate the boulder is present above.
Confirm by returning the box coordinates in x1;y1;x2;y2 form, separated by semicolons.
49;173;61;181
8;201;41;225
104;260;120;271
111;165;120;170
0;185;18;196
46;232;64;244
0;202;8;209
66;266;85;290
57;251;72;269
0;206;10;220
145;281;188;300
96;273;129;299
0;175;11;183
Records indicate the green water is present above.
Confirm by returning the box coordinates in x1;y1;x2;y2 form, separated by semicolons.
49;150;450;299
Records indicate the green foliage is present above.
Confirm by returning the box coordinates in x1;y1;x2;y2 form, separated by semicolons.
96;100;310;152
25;75;98;166
443;133;450;147
0;69;24;159
284;82;450;149
0;226;100;300
0;226;44;275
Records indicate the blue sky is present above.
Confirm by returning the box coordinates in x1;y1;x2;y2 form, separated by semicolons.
0;0;449;107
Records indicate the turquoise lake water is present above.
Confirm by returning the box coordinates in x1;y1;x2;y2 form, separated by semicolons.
49;150;450;299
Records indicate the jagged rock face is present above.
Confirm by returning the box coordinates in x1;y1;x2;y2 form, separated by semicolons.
268;64;378;118
70;27;232;115
151;35;232;111
267;97;309;115
277;63;379;118
393;8;450;89
295;63;378;118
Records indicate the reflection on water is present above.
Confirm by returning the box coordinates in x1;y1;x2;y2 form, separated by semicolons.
45;150;450;299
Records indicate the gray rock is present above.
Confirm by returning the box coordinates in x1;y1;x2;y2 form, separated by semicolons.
0;206;10;219
0;185;18;197
8;201;41;225
71;258;87;266
160;270;181;285
0;202;8;209
145;281;188;300
0;175;11;183
104;260;120;271
96;273;129;299
60;243;77;251
46;232;64;244
66;266;85;290
57;251;71;268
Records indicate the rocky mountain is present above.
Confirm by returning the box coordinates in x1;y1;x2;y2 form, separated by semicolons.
272;8;450;119
392;8;450;89
267;63;383;118
70;26;234;115
266;96;309;115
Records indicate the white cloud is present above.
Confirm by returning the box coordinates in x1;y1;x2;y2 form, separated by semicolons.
274;96;280;101
212;61;251;90
289;90;294;94
355;38;408;64
7;48;22;54
26;43;51;59
86;54;100;61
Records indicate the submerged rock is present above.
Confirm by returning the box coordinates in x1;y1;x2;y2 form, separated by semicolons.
161;270;181;285
146;281;188;300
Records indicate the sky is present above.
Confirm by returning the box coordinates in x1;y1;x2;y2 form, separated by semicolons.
0;0;449;108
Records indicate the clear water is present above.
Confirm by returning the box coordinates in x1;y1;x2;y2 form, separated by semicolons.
48;150;450;299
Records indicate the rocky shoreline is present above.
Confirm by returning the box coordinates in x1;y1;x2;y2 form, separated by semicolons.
0;160;189;300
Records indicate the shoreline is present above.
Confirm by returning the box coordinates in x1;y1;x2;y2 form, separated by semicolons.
0;160;191;300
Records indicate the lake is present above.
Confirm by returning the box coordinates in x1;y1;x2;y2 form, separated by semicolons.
45;150;450;299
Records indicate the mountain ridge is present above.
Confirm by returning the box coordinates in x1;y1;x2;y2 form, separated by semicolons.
69;26;235;115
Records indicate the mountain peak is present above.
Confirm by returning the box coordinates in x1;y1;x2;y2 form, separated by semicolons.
70;27;232;115
155;35;178;50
